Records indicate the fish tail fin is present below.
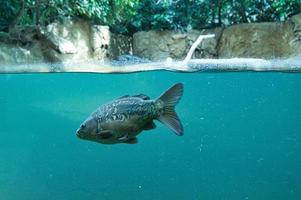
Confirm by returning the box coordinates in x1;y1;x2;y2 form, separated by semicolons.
156;83;184;136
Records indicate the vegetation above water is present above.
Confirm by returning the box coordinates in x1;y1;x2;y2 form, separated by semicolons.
1;0;300;34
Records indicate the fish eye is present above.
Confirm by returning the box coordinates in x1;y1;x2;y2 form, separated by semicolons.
81;124;86;129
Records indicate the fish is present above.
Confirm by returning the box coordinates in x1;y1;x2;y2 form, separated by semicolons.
76;83;184;144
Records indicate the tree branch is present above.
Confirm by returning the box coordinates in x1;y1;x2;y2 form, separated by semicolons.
183;34;215;62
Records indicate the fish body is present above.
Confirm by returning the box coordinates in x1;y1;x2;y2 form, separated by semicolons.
76;83;184;144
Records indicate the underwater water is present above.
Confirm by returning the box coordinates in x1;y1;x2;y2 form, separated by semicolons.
0;71;301;200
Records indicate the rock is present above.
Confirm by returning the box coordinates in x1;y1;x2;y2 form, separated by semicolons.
109;33;132;59
0;19;132;65
171;33;187;40
90;25;132;61
57;38;77;54
0;43;44;64
288;13;301;57
133;29;222;61
2;14;301;65
132;14;301;60
90;25;110;60
37;19;132;63
218;21;294;58
133;30;172;61
38;19;91;62
111;55;150;66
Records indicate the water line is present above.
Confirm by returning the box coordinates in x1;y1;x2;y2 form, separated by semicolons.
1;58;301;74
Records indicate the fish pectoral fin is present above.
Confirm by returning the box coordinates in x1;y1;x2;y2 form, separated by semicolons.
118;135;138;144
118;134;129;141
123;137;138;144
97;130;113;139
143;121;156;130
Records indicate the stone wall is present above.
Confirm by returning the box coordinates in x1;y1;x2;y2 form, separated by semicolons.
218;22;294;58
288;14;301;57
0;19;132;65
133;13;301;60
218;14;301;59
133;28;222;61
1;14;301;65
0;43;45;64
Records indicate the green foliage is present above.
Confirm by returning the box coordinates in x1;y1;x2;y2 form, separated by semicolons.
106;0;140;33
0;0;21;31
131;0;301;31
0;0;300;34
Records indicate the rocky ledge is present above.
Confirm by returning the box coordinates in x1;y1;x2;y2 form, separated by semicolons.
1;14;301;65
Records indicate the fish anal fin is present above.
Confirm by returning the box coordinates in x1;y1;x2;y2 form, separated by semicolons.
124;137;138;144
143;121;156;130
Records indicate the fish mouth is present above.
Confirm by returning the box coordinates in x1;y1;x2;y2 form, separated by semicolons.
76;130;83;138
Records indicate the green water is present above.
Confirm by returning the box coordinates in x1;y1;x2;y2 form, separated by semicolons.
0;72;301;200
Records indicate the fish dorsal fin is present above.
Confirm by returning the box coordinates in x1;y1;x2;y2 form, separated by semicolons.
132;94;150;100
117;94;150;100
117;95;130;99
